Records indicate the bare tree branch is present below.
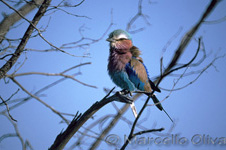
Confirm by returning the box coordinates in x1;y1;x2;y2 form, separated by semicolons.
126;0;151;33
47;0;90;19
156;0;221;86
1;113;32;150
119;1;221;149
133;128;164;136
49;87;134;150
0;0;52;79
89;93;141;150
1;0;85;58
1;0;223;150
0;133;17;142
204;15;226;24
120;95;156;150
160;54;225;92
0;96;17;122
7;71;97;88
0;62;91;114
0;0;44;43
69;1;223;150
9;77;70;124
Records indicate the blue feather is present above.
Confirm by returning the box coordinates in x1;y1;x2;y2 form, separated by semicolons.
125;63;145;91
108;71;136;91
142;62;150;78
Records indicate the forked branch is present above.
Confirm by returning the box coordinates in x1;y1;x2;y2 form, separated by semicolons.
49;88;133;150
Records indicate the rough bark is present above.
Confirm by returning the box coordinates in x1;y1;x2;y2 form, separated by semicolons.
0;0;44;43
0;0;50;79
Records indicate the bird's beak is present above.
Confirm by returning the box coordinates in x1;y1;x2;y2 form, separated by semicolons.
106;38;114;42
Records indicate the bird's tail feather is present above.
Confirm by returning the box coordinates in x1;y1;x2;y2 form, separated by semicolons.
162;108;174;123
130;102;138;118
151;94;174;123
150;94;163;111
149;79;161;93
129;94;173;122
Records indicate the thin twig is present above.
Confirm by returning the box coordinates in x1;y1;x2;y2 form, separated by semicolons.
133;128;165;136
160;54;225;92
0;0;52;79
0;62;91;114
156;0;221;86
0;96;17;122
8;71;97;88
49;88;132;150
1;0;83;58
2;113;27;150
9;77;70;124
126;0;151;33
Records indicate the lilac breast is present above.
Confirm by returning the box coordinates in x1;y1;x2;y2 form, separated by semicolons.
108;49;132;72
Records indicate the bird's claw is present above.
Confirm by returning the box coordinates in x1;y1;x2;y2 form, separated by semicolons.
120;89;133;96
116;91;133;104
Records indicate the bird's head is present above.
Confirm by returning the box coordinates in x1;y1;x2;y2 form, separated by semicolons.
106;29;133;49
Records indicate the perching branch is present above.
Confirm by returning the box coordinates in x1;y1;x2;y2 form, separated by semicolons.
89;1;221;150
120;1;221;149
1;0;223;150
120;95;153;150
88;92;142;150
49;87;133;150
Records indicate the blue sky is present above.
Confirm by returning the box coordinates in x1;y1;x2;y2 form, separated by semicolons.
0;0;226;150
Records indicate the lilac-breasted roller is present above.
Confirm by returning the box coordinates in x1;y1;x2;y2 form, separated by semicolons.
107;29;172;122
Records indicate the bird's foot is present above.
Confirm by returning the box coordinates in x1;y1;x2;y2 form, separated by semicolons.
120;89;133;96
115;91;133;104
